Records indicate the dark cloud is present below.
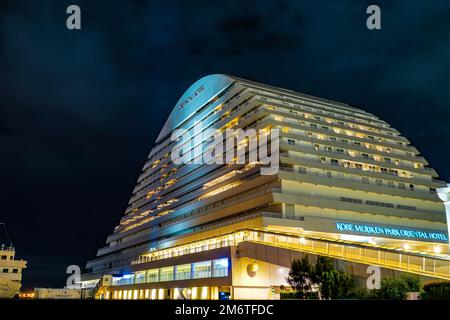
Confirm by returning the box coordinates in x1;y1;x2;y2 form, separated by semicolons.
1;0;450;289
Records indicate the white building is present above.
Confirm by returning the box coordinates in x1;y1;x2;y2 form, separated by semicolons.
81;75;450;299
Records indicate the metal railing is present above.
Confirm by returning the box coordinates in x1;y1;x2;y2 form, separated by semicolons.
0;244;14;251
246;231;450;280
130;227;450;281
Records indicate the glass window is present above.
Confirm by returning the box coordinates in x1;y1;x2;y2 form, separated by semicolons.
175;264;191;280
159;267;174;282
193;261;212;279
135;271;146;284
120;274;134;285
146;269;159;283
213;259;229;277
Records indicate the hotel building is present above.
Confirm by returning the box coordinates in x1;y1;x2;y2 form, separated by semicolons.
81;74;450;300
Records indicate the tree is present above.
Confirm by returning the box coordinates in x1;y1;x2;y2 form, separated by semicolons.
376;274;421;300
378;277;409;300
311;256;334;284
313;257;353;299
286;257;313;298
286;256;354;299
400;274;420;292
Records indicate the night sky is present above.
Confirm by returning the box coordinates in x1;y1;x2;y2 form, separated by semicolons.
1;1;450;290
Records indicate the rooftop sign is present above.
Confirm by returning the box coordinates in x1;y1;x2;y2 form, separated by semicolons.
336;221;448;242
156;74;235;143
178;85;205;110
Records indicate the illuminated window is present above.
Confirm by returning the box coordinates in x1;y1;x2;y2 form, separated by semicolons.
159;267;174;282
147;269;159;282
175;264;191;280
193;261;212;279
135;271;146;284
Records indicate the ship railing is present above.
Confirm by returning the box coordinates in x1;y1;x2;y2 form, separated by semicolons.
0;244;14;251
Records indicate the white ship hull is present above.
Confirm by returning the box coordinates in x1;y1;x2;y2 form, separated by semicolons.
0;278;21;299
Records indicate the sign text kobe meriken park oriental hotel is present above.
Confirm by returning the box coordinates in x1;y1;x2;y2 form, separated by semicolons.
80;74;450;300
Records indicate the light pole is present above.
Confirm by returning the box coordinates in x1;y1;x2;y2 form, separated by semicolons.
437;184;450;248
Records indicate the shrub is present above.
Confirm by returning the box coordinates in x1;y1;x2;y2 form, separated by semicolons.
378;277;409;300
348;287;378;300
280;291;300;299
422;281;450;300
304;291;320;300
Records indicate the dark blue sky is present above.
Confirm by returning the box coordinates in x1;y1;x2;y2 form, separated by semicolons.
1;1;449;289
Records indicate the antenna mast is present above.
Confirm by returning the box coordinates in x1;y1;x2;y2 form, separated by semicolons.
0;223;13;248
